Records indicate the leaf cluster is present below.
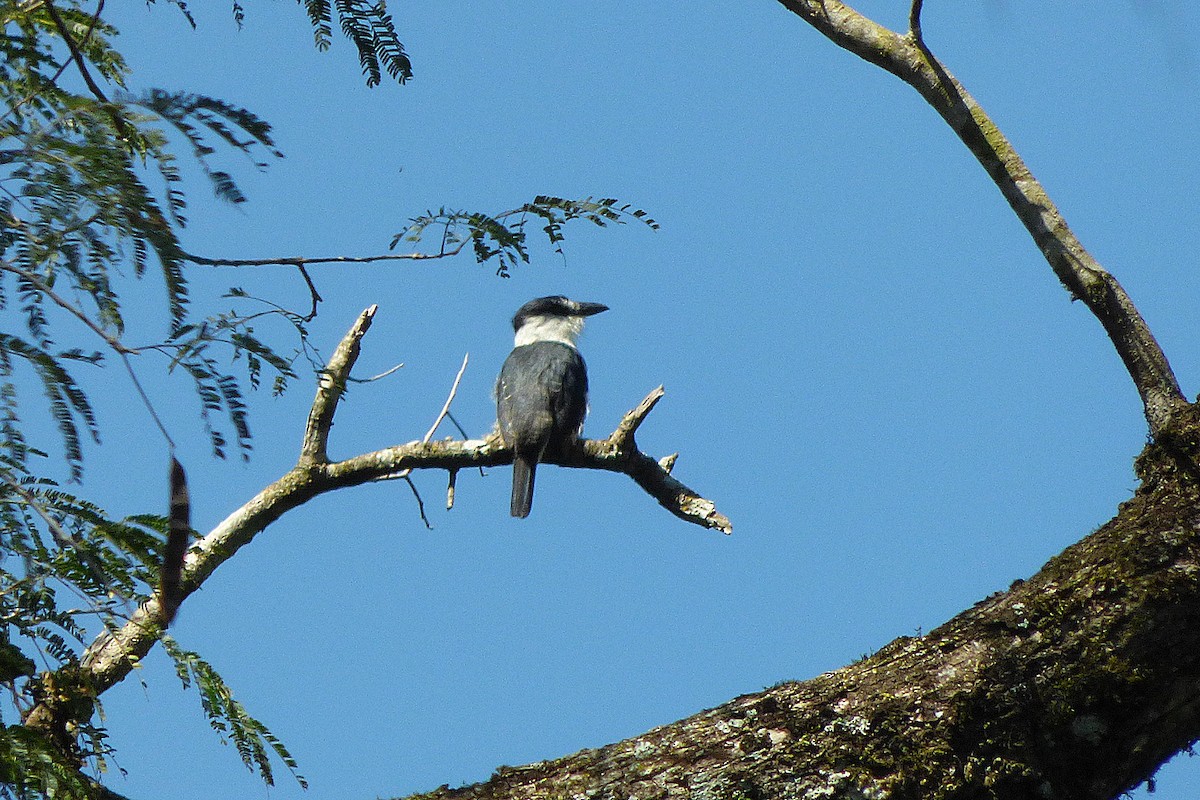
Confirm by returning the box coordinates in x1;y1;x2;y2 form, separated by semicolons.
161;636;307;789
0;3;656;797
0;2;334;793
399;196;659;277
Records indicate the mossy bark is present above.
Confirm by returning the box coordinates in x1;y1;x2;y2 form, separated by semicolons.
402;408;1200;800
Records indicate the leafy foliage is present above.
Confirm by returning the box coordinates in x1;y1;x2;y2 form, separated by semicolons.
301;0;413;85
398;196;660;277
0;725;102;800
0;0;361;794
0;2;650;796
162;637;307;789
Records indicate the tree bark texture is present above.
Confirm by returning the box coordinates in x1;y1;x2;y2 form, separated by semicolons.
403;409;1200;799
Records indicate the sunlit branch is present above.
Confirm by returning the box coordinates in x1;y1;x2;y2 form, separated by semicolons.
30;306;728;726
774;0;1184;435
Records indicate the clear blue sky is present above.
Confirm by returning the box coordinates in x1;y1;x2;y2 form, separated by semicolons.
77;2;1200;798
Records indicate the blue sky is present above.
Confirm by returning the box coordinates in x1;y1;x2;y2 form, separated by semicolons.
72;2;1200;798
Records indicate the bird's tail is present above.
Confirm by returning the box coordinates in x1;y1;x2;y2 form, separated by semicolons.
511;453;537;518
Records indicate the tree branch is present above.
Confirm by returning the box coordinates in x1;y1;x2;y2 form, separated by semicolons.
0;261;135;355
390;410;1200;799
774;0;1186;435
181;247;468;268
43;0;131;141
299;304;377;466
25;307;726;728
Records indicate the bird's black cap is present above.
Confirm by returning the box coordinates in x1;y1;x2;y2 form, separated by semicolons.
511;296;608;331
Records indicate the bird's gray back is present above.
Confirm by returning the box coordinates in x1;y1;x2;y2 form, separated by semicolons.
497;342;589;449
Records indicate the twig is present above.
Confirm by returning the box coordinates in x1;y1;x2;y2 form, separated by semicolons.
0;262;136;354
120;352;175;450
375;346;467;514
351;362;404;383
43;0;131;139
0;472;113;591
1;0;104;124
1;473;75;551
0;261;177;450
423;353;469;442
44;0;109;103
446;470;458;510
404;475;431;529
445;411;472;440
296;264;323;321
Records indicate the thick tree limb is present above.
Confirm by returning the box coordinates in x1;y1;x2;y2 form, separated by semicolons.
24;307;727;728
774;0;1186;435
396;410;1200;800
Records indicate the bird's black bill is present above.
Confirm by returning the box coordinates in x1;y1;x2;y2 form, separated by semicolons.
576;302;608;317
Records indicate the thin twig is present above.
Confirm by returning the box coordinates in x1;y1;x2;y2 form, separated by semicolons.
404;475;431;529
43;0;131;140
0;261;176;449
0;472;113;591
350;362;404;383
44;0;108;103
446;412;484;477
389;353;471;492
423;353;469;442
120;351;175;450
296;264;323;321
1;473;75;550
445;411;471;440
0;262;136;354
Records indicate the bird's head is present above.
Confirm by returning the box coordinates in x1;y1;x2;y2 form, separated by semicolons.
512;295;608;348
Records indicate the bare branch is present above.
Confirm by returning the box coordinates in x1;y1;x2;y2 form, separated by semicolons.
354;362;404;383
296;264;323;321
181;245;469;268
299;304;377;465
27;308;726;732
423;353;469;442
775;0;1186;434
608;386;665;451
404;475;431;529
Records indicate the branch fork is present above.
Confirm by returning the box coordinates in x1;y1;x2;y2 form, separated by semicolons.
28;307;728;733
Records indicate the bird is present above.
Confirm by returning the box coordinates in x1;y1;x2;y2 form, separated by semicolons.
496;295;609;518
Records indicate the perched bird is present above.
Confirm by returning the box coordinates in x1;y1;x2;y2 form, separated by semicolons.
496;295;609;518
